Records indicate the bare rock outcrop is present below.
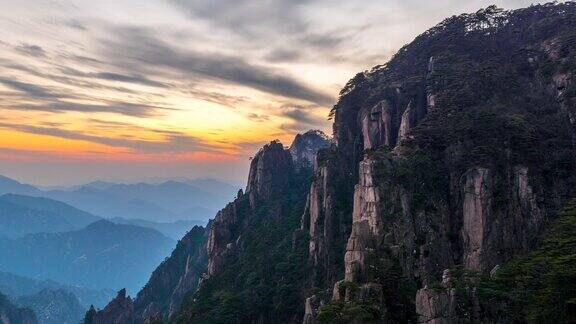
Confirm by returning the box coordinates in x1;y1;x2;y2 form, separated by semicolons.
87;289;134;324
289;130;332;167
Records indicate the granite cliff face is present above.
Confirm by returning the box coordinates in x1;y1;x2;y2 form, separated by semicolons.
290;130;332;167
307;3;576;323
84;226;207;323
84;289;133;324
86;4;576;323
86;132;329;323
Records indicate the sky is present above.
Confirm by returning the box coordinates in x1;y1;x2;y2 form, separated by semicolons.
0;0;543;186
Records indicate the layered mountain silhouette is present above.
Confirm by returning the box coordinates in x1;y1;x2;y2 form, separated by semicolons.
0;175;238;223
0;194;101;238
0;220;174;295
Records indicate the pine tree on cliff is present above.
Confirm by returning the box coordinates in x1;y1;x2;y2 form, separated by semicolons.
83;305;96;324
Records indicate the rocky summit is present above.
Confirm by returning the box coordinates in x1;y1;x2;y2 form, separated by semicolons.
87;3;576;323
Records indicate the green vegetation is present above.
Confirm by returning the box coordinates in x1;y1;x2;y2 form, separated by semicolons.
477;199;576;323
317;300;381;324
177;167;313;323
424;200;576;323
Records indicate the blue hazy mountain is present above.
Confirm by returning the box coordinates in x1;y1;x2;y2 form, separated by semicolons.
0;220;175;295
0;176;41;196
15;288;85;324
0;175;238;222
0;271;113;309
0;292;36;324
0;194;102;238
109;217;204;240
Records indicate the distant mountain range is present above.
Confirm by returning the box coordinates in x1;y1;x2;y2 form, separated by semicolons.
0;292;36;324
109;218;202;240
0;194;101;239
0;220;175;295
16;288;84;324
0;175;239;223
0;271;113;309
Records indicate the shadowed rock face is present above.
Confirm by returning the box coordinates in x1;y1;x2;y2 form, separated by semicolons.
85;289;133;324
88;4;576;323
86;131;327;324
289;130;332;167
84;226;208;324
246;140;293;208
305;3;576;323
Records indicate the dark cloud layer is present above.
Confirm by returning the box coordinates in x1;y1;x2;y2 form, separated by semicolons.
10;101;172;117
102;28;334;105
14;43;47;57
0;78;61;99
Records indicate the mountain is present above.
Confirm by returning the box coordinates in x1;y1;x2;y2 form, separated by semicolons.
0;292;37;324
16;289;84;324
289;130;332;166
0;220;175;295
0;175;41;196
0;271;113;309
0;175;236;223
101;180;227;214
86;132;327;323
181;178;240;197
88;3;576;324
109;218;204;240
43;187;179;223
0;194;101;238
44;179;238;222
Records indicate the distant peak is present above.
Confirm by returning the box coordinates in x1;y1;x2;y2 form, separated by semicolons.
289;130;332;165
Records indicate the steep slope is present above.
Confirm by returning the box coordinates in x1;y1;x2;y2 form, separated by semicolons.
85;131;330;324
0;292;37;324
290;130;332;166
85;4;576;322
308;3;576;323
0;220;174;294
177;140;310;323
131;225;207;321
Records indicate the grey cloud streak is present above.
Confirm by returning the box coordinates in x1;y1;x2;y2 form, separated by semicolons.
9;101;173;117
0;122;214;154
101;27;334;106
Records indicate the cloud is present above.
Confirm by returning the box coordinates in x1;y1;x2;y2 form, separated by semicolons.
58;66;168;88
14;43;47;57
168;0;312;36
0;78;61;99
246;113;270;122
0;122;214;153
102;27;334;105
10;100;173;117
283;109;324;125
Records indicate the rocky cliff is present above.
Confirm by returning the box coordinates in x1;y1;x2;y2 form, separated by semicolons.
85;3;576;323
310;3;576;323
85;132;329;323
289;130;332;167
84;226;207;323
